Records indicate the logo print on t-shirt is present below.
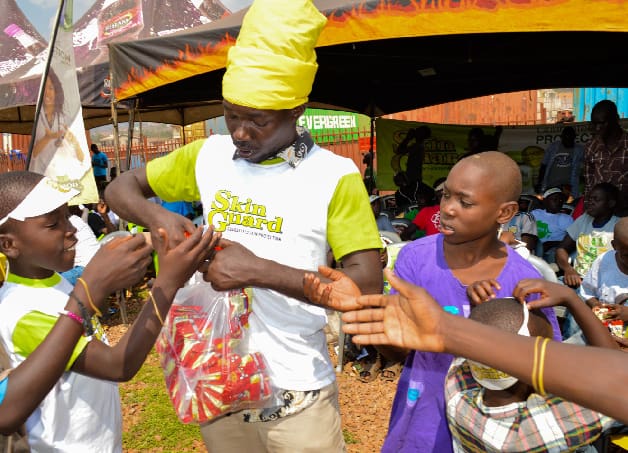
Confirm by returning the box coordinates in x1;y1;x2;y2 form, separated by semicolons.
536;221;550;239
208;190;284;235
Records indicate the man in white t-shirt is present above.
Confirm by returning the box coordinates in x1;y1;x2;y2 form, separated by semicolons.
105;0;383;451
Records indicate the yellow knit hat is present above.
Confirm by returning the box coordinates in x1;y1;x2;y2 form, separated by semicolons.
222;0;327;110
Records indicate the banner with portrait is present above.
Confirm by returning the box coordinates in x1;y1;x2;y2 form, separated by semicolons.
27;0;98;205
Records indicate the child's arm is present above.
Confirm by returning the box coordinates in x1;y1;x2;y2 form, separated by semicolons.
0;234;156;433
341;270;628;425
71;226;218;381
555;235;580;287
515;279;619;349
584;297;602;308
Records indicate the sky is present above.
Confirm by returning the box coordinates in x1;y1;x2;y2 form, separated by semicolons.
18;0;94;38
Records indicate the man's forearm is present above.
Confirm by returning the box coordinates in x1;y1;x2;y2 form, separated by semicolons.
105;169;160;228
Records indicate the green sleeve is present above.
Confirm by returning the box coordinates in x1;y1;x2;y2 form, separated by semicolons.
327;173;382;261
12;311;89;371
146;139;204;202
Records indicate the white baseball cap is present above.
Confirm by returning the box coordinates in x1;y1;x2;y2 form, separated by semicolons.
542;187;564;199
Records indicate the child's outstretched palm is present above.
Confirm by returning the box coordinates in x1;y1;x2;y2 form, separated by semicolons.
303;265;363;311
342;269;446;353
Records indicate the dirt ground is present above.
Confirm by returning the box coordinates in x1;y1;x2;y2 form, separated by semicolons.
105;294;397;452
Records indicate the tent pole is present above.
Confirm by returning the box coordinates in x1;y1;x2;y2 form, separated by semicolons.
367;104;376;194
111;100;122;173
109;97;129;325
138;109;145;165
125;102;136;171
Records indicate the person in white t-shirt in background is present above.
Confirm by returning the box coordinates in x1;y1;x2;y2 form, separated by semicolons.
579;218;628;330
531;187;574;263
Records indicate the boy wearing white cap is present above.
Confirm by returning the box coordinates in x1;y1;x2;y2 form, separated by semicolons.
105;0;382;451
530;187;573;262
0;171;218;451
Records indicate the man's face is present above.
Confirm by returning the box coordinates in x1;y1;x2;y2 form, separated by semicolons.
590;108;615;140
223;101;300;163
560;129;576;148
586;187;613;218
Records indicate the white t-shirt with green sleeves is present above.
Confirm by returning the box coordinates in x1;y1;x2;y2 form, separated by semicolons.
0;273;121;452
147;135;381;391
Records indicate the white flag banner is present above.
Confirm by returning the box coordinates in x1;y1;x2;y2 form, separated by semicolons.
27;0;98;204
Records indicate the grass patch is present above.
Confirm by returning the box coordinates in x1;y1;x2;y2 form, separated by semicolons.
119;350;205;452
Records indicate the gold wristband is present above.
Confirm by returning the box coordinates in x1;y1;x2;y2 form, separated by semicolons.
148;291;165;326
76;277;103;318
531;336;542;394
537;338;550;396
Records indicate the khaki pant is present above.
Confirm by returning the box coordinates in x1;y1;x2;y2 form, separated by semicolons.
200;382;346;453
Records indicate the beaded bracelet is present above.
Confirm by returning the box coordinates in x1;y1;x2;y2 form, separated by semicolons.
58;309;84;326
69;291;95;336
76;277;103;318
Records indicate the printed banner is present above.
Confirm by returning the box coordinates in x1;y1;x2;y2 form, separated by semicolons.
297;108;360;143
375;118;628;194
27;0;98;205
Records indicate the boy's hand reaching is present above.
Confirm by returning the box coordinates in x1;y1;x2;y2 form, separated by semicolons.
466;279;501;306
341;269;446;353
303;265;362;311
600;304;628;322
154;225;220;291
512;278;578;310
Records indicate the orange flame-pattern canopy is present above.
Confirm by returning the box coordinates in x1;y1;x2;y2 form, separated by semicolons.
110;0;628;116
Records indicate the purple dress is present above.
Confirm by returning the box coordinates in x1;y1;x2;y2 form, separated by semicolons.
382;234;561;453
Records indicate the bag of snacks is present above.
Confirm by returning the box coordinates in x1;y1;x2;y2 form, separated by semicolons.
156;278;272;424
